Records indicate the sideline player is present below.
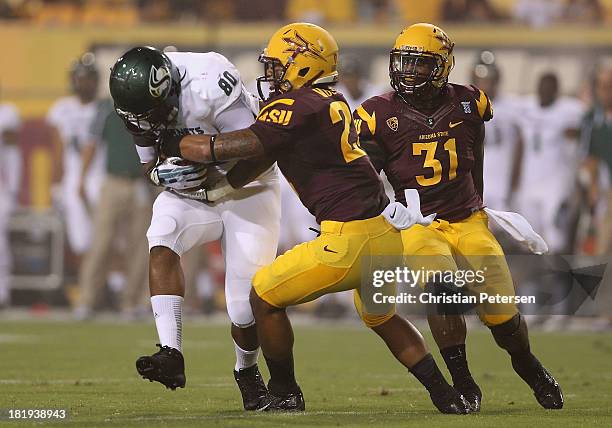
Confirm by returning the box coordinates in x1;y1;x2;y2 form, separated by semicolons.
0;94;21;308
109;47;280;410
471;51;523;212
354;23;563;411
47;54;104;260
162;23;469;414
518;72;584;253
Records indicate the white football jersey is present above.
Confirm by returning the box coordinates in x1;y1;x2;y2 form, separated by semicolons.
167;52;258;128
518;96;585;193
0;102;21;206
482;95;521;209
46;96;105;198
161;52;261;183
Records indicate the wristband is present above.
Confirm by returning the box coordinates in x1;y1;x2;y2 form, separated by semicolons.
210;135;217;163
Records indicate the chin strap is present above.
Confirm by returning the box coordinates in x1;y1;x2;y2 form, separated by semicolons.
398;85;446;111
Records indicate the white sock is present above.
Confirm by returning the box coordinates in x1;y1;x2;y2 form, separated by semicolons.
151;295;183;352
234;340;259;372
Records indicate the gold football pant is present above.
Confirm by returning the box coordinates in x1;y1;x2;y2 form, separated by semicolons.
401;210;518;326
252;215;402;327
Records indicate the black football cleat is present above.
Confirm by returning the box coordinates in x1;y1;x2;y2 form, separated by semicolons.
529;365;563;409
136;344;186;390
257;384;305;412
454;378;482;412
234;364;268;410
430;385;470;414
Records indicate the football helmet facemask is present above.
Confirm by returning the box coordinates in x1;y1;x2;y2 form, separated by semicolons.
390;23;455;101
109;46;183;136
256;22;339;101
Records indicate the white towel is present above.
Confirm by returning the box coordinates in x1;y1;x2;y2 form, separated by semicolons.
484;207;549;255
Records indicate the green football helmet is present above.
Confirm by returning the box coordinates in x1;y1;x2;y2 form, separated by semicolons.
109;46;182;136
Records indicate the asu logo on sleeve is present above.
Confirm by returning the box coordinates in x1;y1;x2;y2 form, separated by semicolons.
354;103;377;139
256;98;295;126
471;86;493;122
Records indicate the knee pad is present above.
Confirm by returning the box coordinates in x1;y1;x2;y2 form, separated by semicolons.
146;215;182;253
227;296;255;328
489;313;530;354
147;215;178;241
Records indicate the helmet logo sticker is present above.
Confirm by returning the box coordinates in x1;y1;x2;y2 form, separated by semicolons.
434;32;454;54
386;117;399;132
149;65;171;98
282;31;326;61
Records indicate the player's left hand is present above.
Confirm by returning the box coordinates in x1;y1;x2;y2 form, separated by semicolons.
382;189;437;230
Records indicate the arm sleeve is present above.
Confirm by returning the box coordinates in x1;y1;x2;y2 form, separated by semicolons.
353;103;377;140
248;96;311;155
135;145;157;164
132;135;158;164
469;85;493;122
353;101;387;172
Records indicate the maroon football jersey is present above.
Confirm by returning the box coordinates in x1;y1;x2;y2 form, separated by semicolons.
249;86;388;223
354;84;493;222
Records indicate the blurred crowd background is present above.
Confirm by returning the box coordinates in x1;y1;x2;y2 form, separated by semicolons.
0;0;611;330
1;0;612;25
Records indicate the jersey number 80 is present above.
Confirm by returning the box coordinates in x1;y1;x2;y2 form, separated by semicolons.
218;71;238;96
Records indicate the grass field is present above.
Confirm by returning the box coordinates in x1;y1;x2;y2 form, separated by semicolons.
1;318;611;427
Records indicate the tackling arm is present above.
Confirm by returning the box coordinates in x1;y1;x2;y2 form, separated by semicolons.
227;155;275;188
165;129;266;163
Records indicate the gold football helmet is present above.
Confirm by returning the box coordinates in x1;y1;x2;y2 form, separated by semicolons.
257;22;339;100
390;23;455;99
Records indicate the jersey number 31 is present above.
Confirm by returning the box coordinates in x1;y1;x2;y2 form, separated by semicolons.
413;139;458;186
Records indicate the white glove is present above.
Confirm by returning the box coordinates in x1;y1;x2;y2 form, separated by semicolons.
149;157;207;191
382;189;437;230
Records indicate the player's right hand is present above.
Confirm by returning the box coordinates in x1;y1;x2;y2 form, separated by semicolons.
149;157;207;190
382;189;437;230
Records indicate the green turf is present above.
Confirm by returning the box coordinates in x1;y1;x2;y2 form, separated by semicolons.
1;320;611;427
